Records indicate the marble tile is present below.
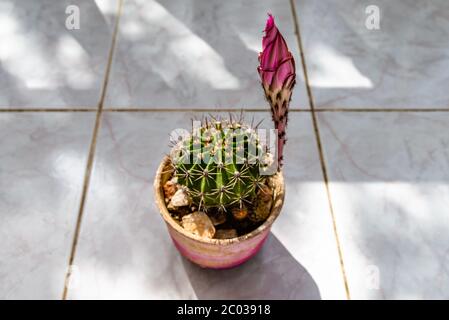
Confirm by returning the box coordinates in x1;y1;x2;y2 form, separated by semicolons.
0;0;118;108
104;0;309;109
0;113;96;299
66;111;346;299
295;0;449;108
318;112;449;299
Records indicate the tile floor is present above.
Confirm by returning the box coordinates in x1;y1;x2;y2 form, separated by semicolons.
1;0;448;299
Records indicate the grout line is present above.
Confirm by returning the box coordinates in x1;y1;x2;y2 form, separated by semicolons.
61;0;124;300
1;107;449;113
61;108;102;301
103;107;273;112
290;0;351;300
289;0;314;113
97;10;122;110
102;107;308;112
0;108;97;112
314;108;449;112
101;107;449;112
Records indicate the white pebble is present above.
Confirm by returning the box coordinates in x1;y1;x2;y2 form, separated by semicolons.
182;212;215;238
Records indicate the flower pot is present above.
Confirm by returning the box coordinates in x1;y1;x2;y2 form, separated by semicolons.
154;156;285;269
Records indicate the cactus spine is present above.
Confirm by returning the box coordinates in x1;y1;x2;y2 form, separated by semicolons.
171;117;270;212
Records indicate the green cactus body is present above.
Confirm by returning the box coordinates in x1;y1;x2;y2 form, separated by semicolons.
171;118;270;212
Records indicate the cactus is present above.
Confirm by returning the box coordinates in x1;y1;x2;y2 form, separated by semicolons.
170;117;271;212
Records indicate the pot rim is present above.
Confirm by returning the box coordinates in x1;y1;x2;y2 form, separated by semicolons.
154;156;285;245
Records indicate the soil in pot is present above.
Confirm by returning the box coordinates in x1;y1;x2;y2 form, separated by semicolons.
162;170;275;240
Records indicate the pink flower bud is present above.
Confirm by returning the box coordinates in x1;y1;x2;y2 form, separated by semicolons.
258;14;296;170
258;14;296;91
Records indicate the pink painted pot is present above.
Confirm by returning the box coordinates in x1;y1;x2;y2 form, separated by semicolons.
154;157;285;269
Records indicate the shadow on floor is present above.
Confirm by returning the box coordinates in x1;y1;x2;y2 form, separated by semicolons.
181;233;321;299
